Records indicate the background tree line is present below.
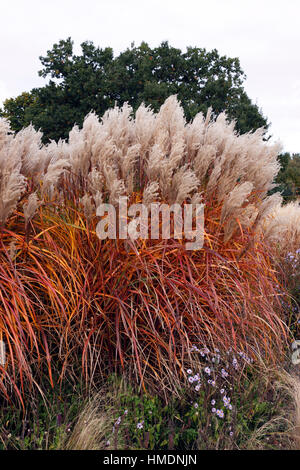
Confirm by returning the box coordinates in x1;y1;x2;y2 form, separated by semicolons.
0;38;268;141
274;152;300;202
0;38;298;201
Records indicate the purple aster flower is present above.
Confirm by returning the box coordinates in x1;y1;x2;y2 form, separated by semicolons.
223;396;231;407
221;368;228;378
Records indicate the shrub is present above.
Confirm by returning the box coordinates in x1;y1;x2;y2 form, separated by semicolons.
0;96;292;403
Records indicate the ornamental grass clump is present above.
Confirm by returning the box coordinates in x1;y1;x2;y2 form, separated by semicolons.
264;202;300;252
0;96;293;403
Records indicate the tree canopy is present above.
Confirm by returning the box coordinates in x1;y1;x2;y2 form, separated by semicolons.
273;152;300;202
1;38;268;142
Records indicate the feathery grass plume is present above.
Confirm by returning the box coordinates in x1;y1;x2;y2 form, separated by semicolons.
60;381;130;450
0;170;26;226
61;399;112;450
142;181;160;205
101;102;135;149
221;182;253;223
87;167;103;195
185;110;206;162
84;117;117;171
101;105;139;191
185;108;217;176
68;125;89;179
238;203;259;230
169;166;199;205
135;103;156;189
191;112;234;179
42;158;71;197
0;118;13;152
45;139;70;168
151;96;186;199
287;374;300;449
145;143;165;183
12;125;47;182
0;121;26;226
254;192;283;231
292;376;300;449
23;192;40;243
264;201;300;252
191;192;203;205
92;136;119;173
120;143;140;193
154;95;186;148
97;103;136;175
276;371;300;449
80;193;95;222
23;192;40;226
244;416;291;450
81;112;102;153
103;163;126;206
184;107;282;241
68;113;102;180
87;167;104;207
0;138;21;176
9;240;17;260
186;112;279;200
135;103;156;163
221;182;253;241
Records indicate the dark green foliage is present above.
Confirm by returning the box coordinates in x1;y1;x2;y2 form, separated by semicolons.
0;92;37;134
0;38;268;142
273;152;300;202
0;381;83;450
0;369;289;450
108;371;287;450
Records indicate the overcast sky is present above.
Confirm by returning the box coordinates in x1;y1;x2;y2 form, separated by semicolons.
0;0;299;152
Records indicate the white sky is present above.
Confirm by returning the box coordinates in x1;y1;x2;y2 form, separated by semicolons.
0;0;299;152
